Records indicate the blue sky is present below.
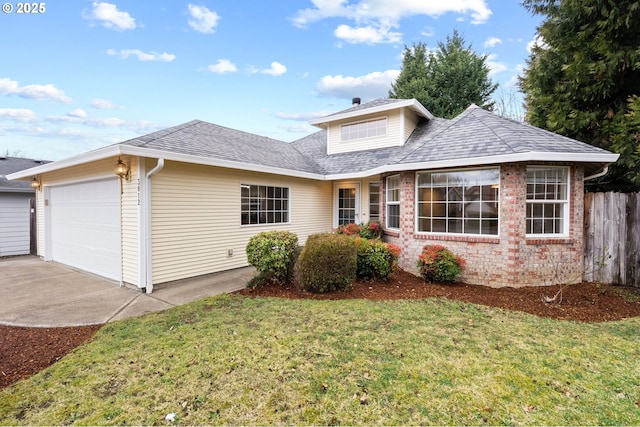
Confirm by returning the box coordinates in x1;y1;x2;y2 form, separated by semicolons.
1;0;541;161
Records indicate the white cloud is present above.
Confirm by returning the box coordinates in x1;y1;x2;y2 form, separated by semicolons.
0;108;37;122
275;111;333;121
334;24;402;44
207;59;237;74
67;108;87;118
292;0;493;38
250;62;287;76
187;4;220;34
316;69;400;99
264;62;287;76
45;114;161;133
484;36;502;48
84;2;136;31
527;34;548;53
90;98;117;109
107;49;176;62
0;77;72;103
279;123;317;133
486;54;508;76
421;26;435;38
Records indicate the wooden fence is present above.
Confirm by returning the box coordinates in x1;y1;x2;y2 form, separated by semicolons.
583;192;640;286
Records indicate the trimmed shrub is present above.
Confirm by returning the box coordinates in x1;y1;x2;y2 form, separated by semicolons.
295;233;357;293
246;231;298;285
335;223;361;236
354;238;400;281
416;244;466;283
358;221;382;240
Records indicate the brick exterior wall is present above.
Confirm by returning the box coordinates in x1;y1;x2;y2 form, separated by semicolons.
382;163;585;287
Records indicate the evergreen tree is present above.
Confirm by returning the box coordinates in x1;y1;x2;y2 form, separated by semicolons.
390;31;497;119
519;0;640;191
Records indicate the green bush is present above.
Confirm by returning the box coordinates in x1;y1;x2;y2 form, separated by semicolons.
354;238;400;281
246;231;298;285
358;221;382;240
295;233;357;293
416;244;466;283
335;223;361;236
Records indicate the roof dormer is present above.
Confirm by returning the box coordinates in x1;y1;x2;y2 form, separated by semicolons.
309;98;433;155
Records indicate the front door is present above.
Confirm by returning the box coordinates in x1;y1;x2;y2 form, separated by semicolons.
335;183;360;227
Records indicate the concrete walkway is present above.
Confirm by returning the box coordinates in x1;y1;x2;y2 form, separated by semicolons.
0;256;253;327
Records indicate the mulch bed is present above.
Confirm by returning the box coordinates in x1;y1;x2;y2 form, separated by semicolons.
2;269;639;390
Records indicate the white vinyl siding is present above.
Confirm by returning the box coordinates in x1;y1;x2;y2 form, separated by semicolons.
0;192;32;256
326;108;421;154
120;157;139;285
327;110;402;154
403;109;420;141
150;162;333;285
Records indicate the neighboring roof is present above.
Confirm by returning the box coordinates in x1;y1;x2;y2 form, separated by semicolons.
8;101;619;182
0;156;49;192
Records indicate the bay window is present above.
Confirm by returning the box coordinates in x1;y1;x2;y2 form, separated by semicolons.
526;167;569;235
416;168;499;235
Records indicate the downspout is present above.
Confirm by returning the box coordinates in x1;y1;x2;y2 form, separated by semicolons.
584;165;609;181
144;158;164;294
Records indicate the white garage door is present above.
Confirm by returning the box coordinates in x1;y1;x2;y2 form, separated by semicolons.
50;179;120;280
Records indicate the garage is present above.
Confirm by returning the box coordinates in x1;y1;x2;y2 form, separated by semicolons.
49;179;120;281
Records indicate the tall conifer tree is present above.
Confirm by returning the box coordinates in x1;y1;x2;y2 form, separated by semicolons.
520;0;640;191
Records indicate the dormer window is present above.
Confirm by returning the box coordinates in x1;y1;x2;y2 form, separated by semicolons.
340;117;387;142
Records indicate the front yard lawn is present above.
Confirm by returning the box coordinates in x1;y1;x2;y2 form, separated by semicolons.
1;294;639;425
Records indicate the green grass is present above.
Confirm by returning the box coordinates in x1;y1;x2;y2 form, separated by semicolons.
1;295;639;425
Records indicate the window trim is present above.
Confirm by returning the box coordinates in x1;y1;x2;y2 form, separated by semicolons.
414;167;501;237
340;116;388;142
525;166;570;238
385;174;400;230
240;183;291;226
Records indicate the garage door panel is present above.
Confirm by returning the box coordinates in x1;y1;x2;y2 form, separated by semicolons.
50;179;120;280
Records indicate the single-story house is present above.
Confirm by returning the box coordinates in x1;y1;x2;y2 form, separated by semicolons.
0;156;48;256
8;98;619;291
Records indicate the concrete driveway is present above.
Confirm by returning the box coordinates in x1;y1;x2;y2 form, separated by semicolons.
0;256;252;327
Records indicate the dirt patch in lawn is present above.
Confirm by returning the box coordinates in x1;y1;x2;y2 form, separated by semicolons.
2;269;639;390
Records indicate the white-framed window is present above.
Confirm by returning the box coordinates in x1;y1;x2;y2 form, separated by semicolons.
416;168;500;235
241;184;289;225
386;175;400;229
340;117;387;142
368;182;380;221
526;167;569;236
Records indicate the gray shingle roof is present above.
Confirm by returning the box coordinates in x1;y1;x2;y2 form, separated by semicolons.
120;120;322;174
0;156;49;192
292;104;613;176
324;98;406;118
398;104;610;164
108;102;614;178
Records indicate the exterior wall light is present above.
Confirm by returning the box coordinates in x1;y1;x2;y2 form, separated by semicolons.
115;157;130;181
30;176;41;191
